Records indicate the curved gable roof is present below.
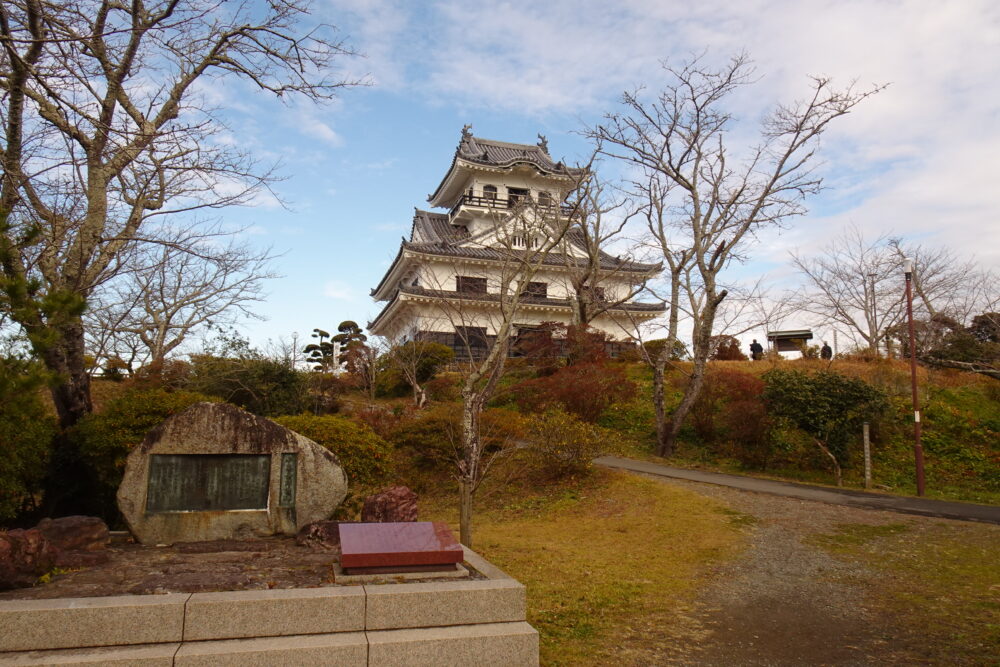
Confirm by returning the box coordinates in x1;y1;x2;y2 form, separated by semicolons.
428;127;584;206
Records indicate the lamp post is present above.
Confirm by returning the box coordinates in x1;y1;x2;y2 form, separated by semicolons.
903;257;926;496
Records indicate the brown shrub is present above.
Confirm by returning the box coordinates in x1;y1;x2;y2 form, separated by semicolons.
514;362;636;422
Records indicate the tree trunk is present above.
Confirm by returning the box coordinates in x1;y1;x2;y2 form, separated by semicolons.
652;346;669;456
459;479;474;548
413;382;427;408
458;396;481;547
659;354;707;456
652;267;683;457
658;289;723;456
813;439;842;486
38;320;93;429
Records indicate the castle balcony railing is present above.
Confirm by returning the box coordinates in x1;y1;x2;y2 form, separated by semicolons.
448;194;575;220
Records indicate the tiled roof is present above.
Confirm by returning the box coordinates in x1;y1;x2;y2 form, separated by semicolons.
457;131;574;174
410;209;468;244
372;209;661;299
427;127;584;205
368;285;665;330
401;237;661;274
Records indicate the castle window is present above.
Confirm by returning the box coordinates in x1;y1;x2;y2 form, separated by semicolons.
456;326;489;354
482;184;497;200
538;191;553;207
521;282;547;299
456;275;487;293
507;187;529;207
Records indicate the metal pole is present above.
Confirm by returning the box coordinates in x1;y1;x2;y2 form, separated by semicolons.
903;258;926;496
863;421;872;490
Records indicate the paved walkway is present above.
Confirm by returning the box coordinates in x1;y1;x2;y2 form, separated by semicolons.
595;455;1000;525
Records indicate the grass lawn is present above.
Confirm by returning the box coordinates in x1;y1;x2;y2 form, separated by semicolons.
422;469;747;665
811;520;1000;665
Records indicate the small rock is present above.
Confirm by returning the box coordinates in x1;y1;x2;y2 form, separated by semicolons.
0;528;57;590
36;516;110;552
296;520;341;550
361;486;418;523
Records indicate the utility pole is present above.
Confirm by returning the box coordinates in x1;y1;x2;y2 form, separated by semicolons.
903;258;926;496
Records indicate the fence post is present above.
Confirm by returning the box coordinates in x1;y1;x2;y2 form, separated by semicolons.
863;421;872;490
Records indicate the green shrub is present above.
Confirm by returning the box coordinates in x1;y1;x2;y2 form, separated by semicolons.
273;414;393;491
388;404;529;472
185;354;308;416
527;408;622;477
74;388;214;522
387;403;462;470
762;369;889;465
0;358;57;524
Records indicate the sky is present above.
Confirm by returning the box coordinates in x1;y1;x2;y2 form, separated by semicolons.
210;0;1000;352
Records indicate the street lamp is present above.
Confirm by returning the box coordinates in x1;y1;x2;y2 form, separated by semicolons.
902;257;926;496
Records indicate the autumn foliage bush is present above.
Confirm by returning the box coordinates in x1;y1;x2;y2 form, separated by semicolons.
687;368;775;467
514;362;636;422
388;404;528;472
527;408;622;477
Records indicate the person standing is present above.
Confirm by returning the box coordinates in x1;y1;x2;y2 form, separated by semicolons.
821;341;833;360
749;339;764;361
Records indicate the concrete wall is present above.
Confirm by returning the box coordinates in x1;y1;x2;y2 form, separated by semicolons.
0;549;538;666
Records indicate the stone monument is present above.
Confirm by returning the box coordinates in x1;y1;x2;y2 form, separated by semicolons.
117;402;347;545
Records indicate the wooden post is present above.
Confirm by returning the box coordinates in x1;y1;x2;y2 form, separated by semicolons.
863;421;872;490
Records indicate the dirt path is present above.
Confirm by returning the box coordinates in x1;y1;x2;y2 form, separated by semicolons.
634;474;956;666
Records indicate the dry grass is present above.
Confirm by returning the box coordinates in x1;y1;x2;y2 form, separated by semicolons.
813;520;1000;665
422;469;746;665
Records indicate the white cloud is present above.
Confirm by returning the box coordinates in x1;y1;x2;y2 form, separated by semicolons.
323;280;357;300
395;0;999;266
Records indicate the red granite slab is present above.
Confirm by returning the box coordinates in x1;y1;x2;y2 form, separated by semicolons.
338;521;464;569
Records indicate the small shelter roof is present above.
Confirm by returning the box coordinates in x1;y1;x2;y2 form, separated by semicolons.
766;330;814;340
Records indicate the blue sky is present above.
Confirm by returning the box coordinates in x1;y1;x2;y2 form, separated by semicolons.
211;0;1000;350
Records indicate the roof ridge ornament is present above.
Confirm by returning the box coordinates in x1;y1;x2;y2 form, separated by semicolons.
461;124;473;140
537;133;548;152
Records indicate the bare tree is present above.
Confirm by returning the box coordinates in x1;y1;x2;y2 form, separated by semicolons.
417;199;574;546
887;238;998;326
0;0;360;432
384;340;454;408
91;227;277;369
792;226;906;355
342;338;382;406
560;167;656;328
590;54;882;456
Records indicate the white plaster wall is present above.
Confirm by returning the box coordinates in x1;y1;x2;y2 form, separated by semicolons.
390;300;656;341
414;258;640;302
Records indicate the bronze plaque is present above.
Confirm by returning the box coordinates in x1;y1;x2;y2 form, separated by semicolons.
146;454;270;512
